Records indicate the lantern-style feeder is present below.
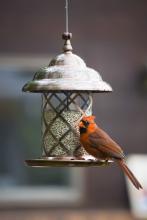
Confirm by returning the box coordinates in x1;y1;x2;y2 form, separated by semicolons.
23;33;113;167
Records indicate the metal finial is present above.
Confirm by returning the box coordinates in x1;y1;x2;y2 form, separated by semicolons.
62;32;73;52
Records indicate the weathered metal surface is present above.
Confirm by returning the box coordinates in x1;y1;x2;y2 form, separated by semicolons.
25;157;113;167
22;34;112;93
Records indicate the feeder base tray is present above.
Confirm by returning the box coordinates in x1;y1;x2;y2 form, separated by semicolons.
25;156;113;167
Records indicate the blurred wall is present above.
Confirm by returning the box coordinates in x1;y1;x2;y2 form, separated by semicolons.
0;0;147;209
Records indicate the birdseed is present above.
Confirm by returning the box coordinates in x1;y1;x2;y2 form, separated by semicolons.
42;110;86;156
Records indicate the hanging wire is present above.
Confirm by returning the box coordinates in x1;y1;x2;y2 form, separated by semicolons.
65;0;69;33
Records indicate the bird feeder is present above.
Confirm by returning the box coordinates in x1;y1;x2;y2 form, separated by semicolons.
23;33;112;167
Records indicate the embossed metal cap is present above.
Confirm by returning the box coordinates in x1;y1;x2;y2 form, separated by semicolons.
22;33;112;93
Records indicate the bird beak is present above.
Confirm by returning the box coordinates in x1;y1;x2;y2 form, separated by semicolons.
79;121;85;128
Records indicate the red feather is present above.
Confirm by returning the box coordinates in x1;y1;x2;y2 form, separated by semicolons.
79;115;142;190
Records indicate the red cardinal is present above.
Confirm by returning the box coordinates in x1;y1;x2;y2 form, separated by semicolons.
79;115;142;190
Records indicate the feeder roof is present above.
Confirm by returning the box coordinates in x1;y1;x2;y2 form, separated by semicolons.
22;33;112;93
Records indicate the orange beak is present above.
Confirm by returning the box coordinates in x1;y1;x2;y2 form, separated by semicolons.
79;121;85;128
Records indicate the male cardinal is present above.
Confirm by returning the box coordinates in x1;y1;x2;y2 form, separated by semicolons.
79;115;142;190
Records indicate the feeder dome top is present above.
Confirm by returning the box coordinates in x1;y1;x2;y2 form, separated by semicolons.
22;33;112;93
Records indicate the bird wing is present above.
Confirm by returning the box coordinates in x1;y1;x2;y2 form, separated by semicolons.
88;129;125;159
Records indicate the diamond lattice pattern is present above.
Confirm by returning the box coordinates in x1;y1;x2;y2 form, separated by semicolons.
42;92;92;157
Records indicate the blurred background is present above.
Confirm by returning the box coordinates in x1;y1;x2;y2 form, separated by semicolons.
0;0;147;219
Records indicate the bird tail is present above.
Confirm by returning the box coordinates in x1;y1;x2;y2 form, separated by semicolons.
117;159;142;190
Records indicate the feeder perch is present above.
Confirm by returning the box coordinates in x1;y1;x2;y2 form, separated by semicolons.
22;33;113;167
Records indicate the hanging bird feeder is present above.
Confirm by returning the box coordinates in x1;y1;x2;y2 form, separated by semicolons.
22;1;113;167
